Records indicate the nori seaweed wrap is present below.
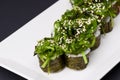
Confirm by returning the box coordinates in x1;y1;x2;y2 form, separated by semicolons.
91;29;101;50
38;55;65;73
112;1;120;16
34;38;65;73
65;49;90;70
101;17;113;34
116;0;120;8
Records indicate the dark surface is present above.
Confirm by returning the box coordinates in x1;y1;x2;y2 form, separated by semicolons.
0;67;27;80
0;0;119;80
101;62;120;80
0;0;57;42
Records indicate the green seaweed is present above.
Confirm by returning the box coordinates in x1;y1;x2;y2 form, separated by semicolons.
35;38;64;69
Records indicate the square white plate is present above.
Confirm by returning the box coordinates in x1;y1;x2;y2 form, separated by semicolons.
0;0;120;80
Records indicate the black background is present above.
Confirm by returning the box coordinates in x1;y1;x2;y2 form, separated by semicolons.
0;0;120;80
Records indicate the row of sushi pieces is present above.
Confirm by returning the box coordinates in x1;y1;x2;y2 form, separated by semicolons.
34;0;120;73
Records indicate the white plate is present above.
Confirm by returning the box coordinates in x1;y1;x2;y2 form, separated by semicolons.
0;0;120;80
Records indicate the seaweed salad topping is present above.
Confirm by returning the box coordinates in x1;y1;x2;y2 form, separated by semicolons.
34;38;63;68
54;8;98;64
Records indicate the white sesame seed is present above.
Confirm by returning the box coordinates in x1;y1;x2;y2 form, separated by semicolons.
83;28;86;32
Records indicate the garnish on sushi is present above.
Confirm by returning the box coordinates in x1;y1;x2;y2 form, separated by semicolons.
34;38;65;73
70;0;119;33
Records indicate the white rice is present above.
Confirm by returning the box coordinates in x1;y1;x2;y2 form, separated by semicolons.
66;48;91;57
94;28;100;37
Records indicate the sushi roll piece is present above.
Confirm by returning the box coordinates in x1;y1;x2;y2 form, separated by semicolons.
111;1;120;16
116;0;120;9
34;38;65;73
38;55;65;73
54;8;98;71
65;49;90;70
91;28;101;50
101;17;113;34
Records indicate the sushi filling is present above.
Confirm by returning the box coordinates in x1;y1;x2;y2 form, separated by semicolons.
66;48;90;58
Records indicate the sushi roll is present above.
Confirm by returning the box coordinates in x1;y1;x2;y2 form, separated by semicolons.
34;38;65;73
111;1;120;16
91;28;101;50
116;0;120;9
101;17;113;34
38;55;65;73
65;49;90;70
54;12;97;70
34;0;119;73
